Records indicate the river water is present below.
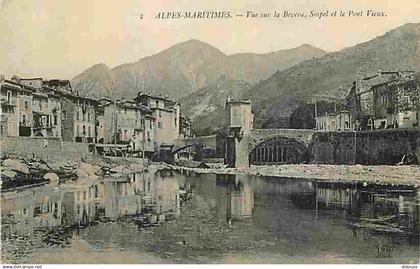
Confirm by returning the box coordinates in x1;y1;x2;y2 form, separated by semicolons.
1;169;419;264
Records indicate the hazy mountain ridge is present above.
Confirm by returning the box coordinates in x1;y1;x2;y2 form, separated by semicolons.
71;63;117;98
71;40;326;100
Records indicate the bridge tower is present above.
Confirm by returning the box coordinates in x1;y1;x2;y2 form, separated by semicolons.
225;98;253;167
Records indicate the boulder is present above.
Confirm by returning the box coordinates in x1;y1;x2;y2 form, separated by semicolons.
2;159;29;174
1;169;17;178
44;172;59;182
44;173;59;186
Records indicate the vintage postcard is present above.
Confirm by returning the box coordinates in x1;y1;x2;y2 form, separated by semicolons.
0;0;419;267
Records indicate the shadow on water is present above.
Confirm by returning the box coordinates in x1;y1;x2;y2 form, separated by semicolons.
1;169;419;263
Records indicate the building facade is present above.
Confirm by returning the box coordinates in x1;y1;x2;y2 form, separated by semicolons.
97;99;156;154
226;99;253;132
0;77;62;138
316;110;352;132
346;70;420;130
2;75;193;157
134;92;180;148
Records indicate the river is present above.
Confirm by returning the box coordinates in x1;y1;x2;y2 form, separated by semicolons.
1;169;419;264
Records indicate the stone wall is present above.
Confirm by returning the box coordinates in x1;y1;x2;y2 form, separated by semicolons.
311;128;420;165
61;98;75;142
1;137;90;161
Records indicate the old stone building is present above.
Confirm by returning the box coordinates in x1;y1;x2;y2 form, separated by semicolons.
315;110;352;132
179;114;193;138
346;70;420;130
96;98;156;155
0;77;62;138
1;79;29;137
56;83;98;143
226;98;254;136
134;92;180;147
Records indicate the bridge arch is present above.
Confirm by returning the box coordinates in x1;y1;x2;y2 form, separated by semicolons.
249;136;310;165
232;129;315;167
171;144;197;155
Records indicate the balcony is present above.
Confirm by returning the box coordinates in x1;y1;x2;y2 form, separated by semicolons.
1;99;17;107
32;123;53;131
19;121;32;127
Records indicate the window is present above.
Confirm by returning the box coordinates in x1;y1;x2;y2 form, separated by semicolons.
87;112;90;122
24;101;28;109
76;125;80;136
53;115;58;126
82;125;86;135
124;130;127;140
63;111;67;120
158;122;162;129
159;110;162;117
76;110;80;120
22;115;26;125
88;126;91;137
6;91;11;104
82;112;86;121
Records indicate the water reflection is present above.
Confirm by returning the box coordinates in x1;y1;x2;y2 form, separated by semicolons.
1;170;419;263
1;169;184;238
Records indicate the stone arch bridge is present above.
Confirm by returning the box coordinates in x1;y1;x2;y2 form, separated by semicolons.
229;129;315;168
168;130;315;167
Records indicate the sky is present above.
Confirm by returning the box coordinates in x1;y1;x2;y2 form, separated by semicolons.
0;0;419;79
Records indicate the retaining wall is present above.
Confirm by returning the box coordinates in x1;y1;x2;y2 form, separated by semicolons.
1;137;90;161
311;128;420;165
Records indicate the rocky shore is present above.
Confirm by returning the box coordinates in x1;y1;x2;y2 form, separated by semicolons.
0;155;172;191
172;164;420;187
2;154;419;191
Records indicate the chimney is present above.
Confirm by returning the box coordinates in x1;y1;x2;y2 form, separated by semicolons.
378;69;382;77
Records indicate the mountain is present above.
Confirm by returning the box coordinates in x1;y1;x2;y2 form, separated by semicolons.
71;40;326;100
243;23;420;128
71;63;117;98
180;76;253;135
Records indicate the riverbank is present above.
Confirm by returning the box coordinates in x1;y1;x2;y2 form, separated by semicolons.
0;155;172;192
172;164;420;186
2;154;419;190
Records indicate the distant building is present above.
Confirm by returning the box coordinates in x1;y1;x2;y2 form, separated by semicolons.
96;98;155;155
1;75;194;156
316;110;352;132
0;77;62;138
179;114;193;138
346;70;419;130
134;92;180;147
59;88;98;143
226;98;254;134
